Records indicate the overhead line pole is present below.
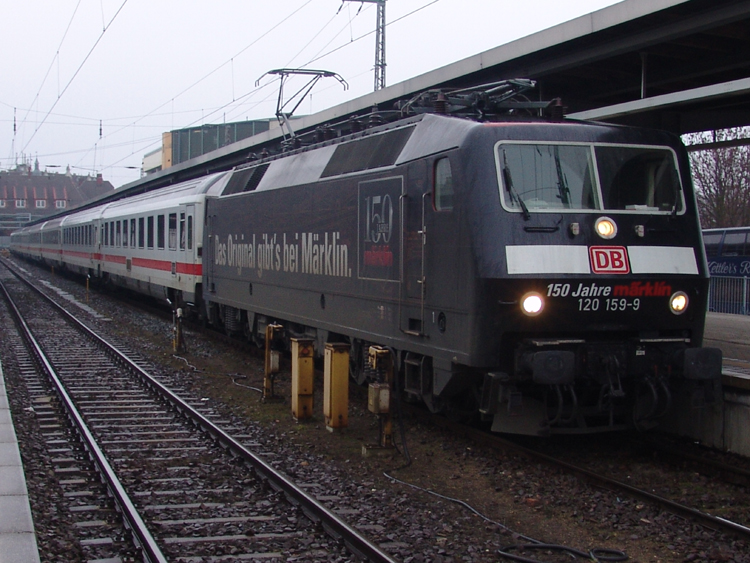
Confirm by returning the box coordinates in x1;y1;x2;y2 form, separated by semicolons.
343;0;386;91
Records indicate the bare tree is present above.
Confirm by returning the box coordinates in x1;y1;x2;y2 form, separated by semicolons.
684;128;750;228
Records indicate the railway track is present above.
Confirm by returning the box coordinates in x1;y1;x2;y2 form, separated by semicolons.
0;259;397;562
403;404;750;544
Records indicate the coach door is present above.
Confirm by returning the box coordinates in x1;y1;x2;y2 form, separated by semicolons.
177;204;196;278
400;161;428;336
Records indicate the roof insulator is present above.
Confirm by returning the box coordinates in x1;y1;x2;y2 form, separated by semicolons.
550;98;564;121
435;93;447;114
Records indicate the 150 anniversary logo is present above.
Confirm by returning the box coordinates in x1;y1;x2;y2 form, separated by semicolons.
358;177;402;282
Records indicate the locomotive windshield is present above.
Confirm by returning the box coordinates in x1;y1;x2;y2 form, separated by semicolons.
496;143;684;214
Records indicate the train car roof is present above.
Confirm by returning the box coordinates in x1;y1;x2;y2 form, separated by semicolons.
98;171;229;217
37;171;231;227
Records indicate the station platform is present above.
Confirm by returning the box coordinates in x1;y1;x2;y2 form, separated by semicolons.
704;312;750;382
662;312;750;455
0;361;40;562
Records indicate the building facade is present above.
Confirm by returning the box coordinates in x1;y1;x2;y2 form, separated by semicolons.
0;160;115;242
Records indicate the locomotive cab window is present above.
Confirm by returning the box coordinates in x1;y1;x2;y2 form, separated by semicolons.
596;146;683;212
496;142;684;215
434;157;454;211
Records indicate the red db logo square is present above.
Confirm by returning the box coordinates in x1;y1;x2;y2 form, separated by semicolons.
590;246;630;274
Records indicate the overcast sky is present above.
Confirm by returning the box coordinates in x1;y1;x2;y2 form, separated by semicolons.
0;0;622;187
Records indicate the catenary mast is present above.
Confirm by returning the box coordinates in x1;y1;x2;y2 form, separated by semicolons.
343;0;386;91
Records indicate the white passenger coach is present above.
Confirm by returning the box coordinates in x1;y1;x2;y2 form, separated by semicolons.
10;172;230;308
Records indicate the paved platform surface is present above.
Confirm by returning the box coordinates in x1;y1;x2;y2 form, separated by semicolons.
704;312;750;387
705;312;750;363
0;361;40;563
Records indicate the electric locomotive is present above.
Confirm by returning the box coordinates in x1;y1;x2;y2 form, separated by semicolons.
202;101;721;435
9;82;721;435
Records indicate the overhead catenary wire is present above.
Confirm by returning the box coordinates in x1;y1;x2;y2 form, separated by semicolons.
19;0;130;155
12;0;442;179
17;0;83;146
92;0;316;153
97;0;440;173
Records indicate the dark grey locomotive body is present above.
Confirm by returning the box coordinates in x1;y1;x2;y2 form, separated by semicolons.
203;112;720;435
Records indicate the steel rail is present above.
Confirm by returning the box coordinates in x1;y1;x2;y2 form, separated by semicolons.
0;275;169;563
635;436;750;487
1;259;398;563
405;404;750;542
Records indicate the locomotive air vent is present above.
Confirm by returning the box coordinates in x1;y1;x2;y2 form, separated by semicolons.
222;164;270;196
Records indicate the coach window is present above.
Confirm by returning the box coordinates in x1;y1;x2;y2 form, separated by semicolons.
123;220;128;247
147;216;154;249
116;221;122;247
723;232;747;256
434;157;454;211
179;213;186;250
130;219;136;247
187;216;193;250
138;217;145;248
110;222;115;247
157;214;165;249
168;213;177;250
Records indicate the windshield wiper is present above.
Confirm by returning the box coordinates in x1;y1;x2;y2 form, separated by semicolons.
553;145;571;207
502;151;530;220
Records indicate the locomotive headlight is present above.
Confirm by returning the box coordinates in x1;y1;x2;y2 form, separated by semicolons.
595;217;618;239
669;291;689;315
521;292;544;316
